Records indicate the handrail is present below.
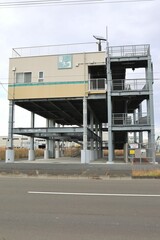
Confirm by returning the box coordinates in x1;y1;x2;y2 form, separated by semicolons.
112;112;150;126
12;43;150;58
111;78;149;92
89;78;107;91
12;42;100;57
109;44;150;58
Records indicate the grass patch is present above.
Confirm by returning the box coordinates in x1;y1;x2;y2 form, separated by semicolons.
132;169;160;178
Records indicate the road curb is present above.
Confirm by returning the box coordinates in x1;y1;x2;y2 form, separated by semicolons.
0;162;132;178
0;162;160;179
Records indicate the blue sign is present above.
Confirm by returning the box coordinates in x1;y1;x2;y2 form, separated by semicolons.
58;55;72;69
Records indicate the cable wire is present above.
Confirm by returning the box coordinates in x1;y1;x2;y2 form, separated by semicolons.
0;0;154;8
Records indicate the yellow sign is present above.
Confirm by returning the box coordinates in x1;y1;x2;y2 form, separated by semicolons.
129;149;135;155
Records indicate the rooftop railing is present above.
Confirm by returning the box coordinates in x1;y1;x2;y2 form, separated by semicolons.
109;44;150;58
12;42;104;58
12;42;150;58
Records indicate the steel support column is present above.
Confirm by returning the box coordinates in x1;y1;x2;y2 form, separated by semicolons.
138;104;143;144
48;119;55;158
133;110;137;142
147;57;155;162
55;123;60;158
5;101;15;162
99;123;103;158
107;40;113;163
44;119;49;159
28;112;35;161
90;111;94;151
81;97;89;163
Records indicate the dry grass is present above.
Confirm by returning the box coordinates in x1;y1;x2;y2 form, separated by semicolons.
103;149;124;157
0;146;81;160
0;147;5;160
132;169;160;178
0;147;44;160
64;147;81;157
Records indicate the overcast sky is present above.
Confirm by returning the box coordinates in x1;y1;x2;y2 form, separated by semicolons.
0;0;160;138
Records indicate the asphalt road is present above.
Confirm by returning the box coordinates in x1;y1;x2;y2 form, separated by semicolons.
0;177;160;240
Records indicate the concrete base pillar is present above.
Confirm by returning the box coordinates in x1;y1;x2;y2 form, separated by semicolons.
90;150;94;161
94;150;98;160
124;143;128;163
48;140;55;158
87;150;94;162
60;149;63;157
28;150;35;161
5;149;14;163
55;141;60;158
44;150;49;159
81;150;91;163
55;149;60;158
98;150;102;159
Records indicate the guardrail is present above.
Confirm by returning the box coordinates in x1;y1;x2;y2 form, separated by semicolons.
12;42;99;57
112;113;150;126
12;43;149;58
109;44;150;58
88;78;107;91
111;78;148;92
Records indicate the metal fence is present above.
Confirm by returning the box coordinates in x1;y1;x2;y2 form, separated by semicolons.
111;78;148;92
128;142;155;163
89;78;106;91
12;43;149;58
12;42;100;58
112;113;150;126
109;44;150;58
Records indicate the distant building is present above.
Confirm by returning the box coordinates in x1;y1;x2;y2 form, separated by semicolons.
0;135;45;149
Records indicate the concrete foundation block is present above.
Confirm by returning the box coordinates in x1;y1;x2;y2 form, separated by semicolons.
5;149;14;163
55;149;60;158
81;150;91;164
28;150;35;161
44;150;49;159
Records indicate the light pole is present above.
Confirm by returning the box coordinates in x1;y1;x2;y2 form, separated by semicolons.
93;35;106;51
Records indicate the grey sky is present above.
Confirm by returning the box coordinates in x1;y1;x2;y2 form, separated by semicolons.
0;0;160;137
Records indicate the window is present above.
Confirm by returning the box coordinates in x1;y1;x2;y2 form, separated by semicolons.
38;71;44;82
24;72;32;83
16;73;23;83
16;72;32;83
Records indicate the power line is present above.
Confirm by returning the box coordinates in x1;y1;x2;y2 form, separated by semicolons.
0;0;154;8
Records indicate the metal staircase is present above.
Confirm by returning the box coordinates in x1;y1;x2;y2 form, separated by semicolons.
107;44;155;162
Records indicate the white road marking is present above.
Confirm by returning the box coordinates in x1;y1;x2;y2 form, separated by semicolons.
28;191;160;197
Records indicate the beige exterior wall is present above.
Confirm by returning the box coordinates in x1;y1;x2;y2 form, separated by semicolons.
8;83;87;99
8;51;105;100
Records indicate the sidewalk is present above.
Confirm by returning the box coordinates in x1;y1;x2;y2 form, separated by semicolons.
0;157;132;178
15;157;82;164
0;156;159;178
